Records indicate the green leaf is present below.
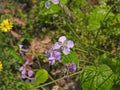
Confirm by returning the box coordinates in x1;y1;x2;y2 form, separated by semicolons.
80;64;114;90
6;48;23;62
60;0;68;5
35;69;48;85
62;51;79;67
87;6;113;30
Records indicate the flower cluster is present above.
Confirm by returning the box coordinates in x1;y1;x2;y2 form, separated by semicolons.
53;36;74;55
19;61;35;83
0;19;13;32
0;61;3;71
45;0;59;9
45;46;61;65
46;36;75;65
19;44;35;83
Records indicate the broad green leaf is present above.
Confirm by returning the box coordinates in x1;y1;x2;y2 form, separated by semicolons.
80;64;114;90
62;51;79;67
35;69;48;85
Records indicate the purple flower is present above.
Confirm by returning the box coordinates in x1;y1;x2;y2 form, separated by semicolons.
45;1;50;9
19;66;26;75
65;63;76;72
30;78;36;82
53;42;62;50
19;44;28;57
54;36;74;55
45;47;61;65
45;0;59;9
28;70;34;77
21;74;27;79
19;66;27;79
19;65;34;80
51;0;59;4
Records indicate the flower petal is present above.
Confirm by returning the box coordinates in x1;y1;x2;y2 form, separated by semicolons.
19;66;24;71
45;1;50;9
50;59;55;65
67;40;74;48
53;42;62;50
51;0;59;4
63;46;70;55
58;36;66;43
71;63;76;72
21;68;26;75
21;74;27;79
28;70;34;77
54;51;61;60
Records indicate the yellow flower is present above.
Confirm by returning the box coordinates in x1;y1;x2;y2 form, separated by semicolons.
0;61;3;71
0;19;13;32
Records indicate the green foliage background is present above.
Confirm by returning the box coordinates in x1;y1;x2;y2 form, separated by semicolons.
0;0;120;90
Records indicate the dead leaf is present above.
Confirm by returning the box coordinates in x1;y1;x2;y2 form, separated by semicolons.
29;36;51;57
10;30;21;39
23;55;34;65
4;9;10;14
13;18;26;26
111;49;116;54
41;36;51;44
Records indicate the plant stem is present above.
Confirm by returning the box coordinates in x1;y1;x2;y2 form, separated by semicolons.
48;74;57;85
36;70;82;88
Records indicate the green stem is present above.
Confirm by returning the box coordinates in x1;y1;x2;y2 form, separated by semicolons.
36;70;82;88
48;74;57;85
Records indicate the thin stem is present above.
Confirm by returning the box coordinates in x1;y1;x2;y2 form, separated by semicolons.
36;70;82;88
48;74;58;85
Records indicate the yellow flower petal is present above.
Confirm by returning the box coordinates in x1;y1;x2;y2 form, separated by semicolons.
0;19;13;32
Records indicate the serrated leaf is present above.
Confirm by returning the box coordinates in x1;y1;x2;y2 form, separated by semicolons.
35;69;48;85
80;64;114;90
